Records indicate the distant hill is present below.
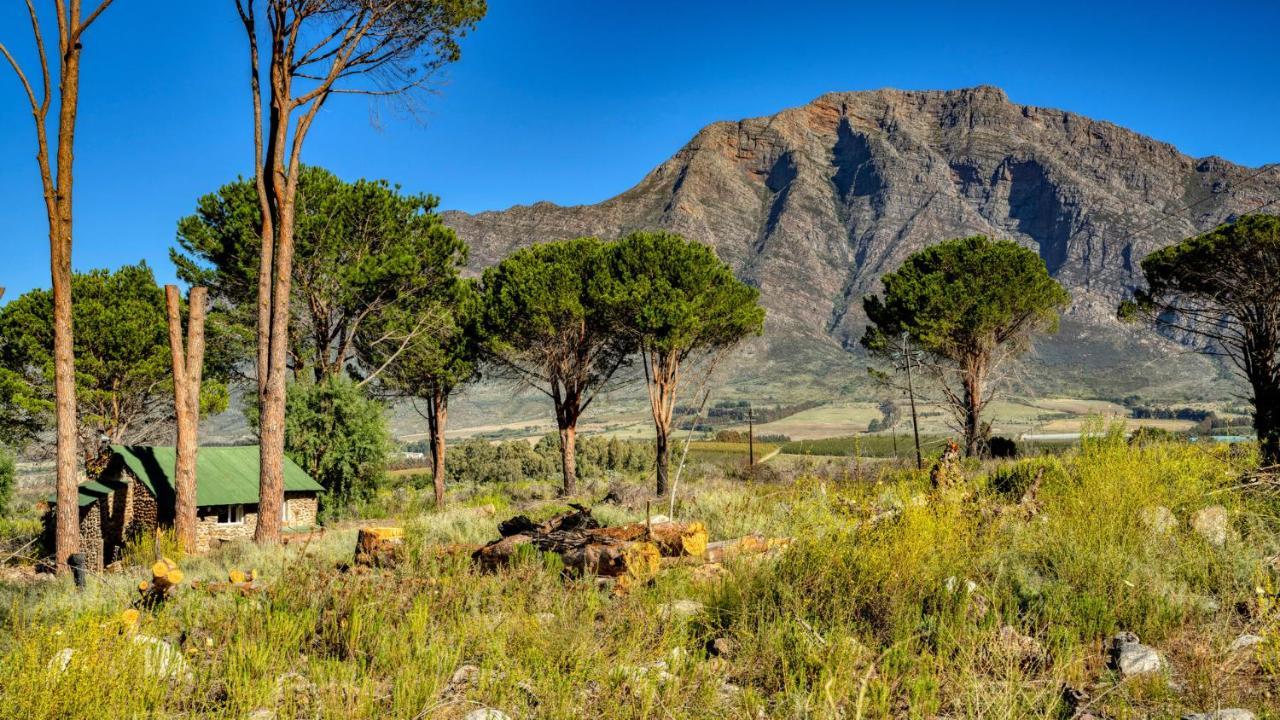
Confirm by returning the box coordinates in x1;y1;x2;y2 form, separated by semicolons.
444;86;1279;402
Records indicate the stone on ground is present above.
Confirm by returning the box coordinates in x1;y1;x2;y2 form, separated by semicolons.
1191;505;1229;547
1108;631;1165;676
1182;710;1256;720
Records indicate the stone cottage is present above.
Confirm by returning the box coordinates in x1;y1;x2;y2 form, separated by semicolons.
64;445;324;570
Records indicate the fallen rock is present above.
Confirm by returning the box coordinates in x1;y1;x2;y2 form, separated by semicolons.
1182;710;1256;720
1191;506;1229;547
1109;631;1165;676
709;637;738;658
463;710;511;720
132;634;192;682
47;647;74;673
1141;506;1178;535
994;624;1043;664
658;599;705;620
1228;634;1264;652
443;664;480;699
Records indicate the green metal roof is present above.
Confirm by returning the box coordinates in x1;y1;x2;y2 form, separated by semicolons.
109;445;324;506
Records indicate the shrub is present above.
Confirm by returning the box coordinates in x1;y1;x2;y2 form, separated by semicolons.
0;449;14;516
281;376;392;515
988;436;1018;458
987;456;1066;498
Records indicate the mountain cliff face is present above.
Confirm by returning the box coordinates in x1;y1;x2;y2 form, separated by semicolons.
444;86;1278;396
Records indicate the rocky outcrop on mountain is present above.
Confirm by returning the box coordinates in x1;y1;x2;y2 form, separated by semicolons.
445;87;1279;389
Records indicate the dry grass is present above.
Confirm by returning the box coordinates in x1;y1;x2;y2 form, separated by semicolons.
1;433;1278;719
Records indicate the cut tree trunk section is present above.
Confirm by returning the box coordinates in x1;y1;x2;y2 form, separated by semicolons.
165;285;207;554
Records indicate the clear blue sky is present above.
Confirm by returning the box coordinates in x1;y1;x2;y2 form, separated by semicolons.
2;0;1277;302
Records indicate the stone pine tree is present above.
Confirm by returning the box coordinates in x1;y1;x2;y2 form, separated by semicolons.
606;232;764;495
863;236;1070;457
2;0;118;570
360;279;480;509
478;238;632;496
1120;214;1280;467
231;0;485;544
165;286;208;555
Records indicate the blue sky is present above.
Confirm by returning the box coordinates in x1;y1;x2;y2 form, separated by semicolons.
2;0;1277;301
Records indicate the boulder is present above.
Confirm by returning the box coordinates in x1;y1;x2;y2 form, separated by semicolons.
1141;506;1177;535
133;634;193;682
1228;634;1264;652
1191;506;1229;547
464;710;511;720
1109;631;1165;676
1182;710;1255;720
658;599;705;620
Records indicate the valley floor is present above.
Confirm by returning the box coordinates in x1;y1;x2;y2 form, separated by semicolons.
2;433;1278;719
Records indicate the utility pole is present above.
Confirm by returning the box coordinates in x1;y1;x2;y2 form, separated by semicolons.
902;332;923;470
747;403;755;466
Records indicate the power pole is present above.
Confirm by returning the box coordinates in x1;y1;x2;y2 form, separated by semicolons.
902;332;923;470
747;403;755;466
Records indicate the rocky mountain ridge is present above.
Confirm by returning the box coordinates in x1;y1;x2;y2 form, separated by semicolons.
444;86;1279;398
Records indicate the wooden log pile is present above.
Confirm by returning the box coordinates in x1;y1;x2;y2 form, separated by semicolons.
137;558;184;607
473;506;709;590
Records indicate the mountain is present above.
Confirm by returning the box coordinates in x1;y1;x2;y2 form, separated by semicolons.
444;86;1279;401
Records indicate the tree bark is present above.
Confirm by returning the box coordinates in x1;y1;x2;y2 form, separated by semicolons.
645;349;680;497
2;1;118;570
427;386;448;509
166;285;206;554
961;355;987;457
1253;381;1280;468
559;423;578;496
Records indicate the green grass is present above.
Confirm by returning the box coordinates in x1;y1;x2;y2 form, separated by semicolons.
2;436;1278;718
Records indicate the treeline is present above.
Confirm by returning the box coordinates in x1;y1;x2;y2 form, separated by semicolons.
676;399;823;426
400;435;653;486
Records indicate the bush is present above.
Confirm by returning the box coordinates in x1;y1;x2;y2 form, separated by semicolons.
281;376;392;515
987;456;1067;498
1129;425;1180;445
988;436;1018;458
0;449;14;516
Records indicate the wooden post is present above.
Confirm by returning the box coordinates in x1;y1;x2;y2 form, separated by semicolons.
165;285;207;554
747;403;755;466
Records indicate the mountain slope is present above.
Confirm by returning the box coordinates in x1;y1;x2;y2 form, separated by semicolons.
444;86;1279;399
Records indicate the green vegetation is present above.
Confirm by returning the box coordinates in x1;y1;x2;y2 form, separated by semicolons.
606;231;765;496
279;376;392;516
2;438;1276;718
864;236;1071;457
0;449;14;515
478;237;633;495
0;263;230;457
1122;214;1280;465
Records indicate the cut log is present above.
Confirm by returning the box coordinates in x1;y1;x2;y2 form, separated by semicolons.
355;527;405;567
704;534;792;563
473;508;692;589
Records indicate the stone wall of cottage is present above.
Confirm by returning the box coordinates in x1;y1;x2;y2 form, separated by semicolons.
194;492;319;553
78;502;105;571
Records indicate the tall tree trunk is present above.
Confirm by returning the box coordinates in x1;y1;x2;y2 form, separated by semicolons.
166;286;206;554
427;387;448;508
646;349;680;497
1253;380;1280;468
50;217;78;570
961;357;986;458
558;423;578;496
255;194;296;545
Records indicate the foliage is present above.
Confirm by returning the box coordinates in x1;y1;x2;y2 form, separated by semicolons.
605;231;764;357
174;166;469;381
422;434;653;486
863;236;1070;455
280;376;391;514
0;264;229;457
987;455;1066;498
0;448;14;516
1120;214;1280;466
0;439;1275;718
1129;426;1181;446
478;237;633;492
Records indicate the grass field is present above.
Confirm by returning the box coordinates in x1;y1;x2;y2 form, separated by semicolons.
2;436;1277;718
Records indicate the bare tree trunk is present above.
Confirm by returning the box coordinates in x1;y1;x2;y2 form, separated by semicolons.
4;1;120;571
558;423;578;496
165;286;206;554
427;387;448;508
961;357;987;458
646;350;680;497
1253;381;1280;468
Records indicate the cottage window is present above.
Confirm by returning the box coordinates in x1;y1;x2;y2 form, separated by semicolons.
217;504;245;525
